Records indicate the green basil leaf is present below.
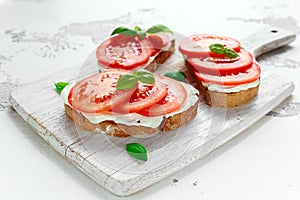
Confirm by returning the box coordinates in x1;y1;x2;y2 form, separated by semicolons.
126;143;148;161
134;69;155;84
164;71;186;82
138;73;155;84
224;48;239;58
116;74;138;90
54;82;69;94
111;26;137;36
134;26;142;32
146;24;173;34
209;43;225;54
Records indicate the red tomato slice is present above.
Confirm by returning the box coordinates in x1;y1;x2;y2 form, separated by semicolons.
138;75;187;116
96;34;152;70
147;33;172;56
113;82;168;114
179;34;241;58
194;62;261;86
68;70;136;113
188;49;253;75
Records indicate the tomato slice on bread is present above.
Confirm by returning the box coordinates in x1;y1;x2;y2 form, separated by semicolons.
68;70;136;113
114;82;168;114
188;49;253;75
194;62;261;86
179;34;241;58
138;75;187;116
96;34;152;70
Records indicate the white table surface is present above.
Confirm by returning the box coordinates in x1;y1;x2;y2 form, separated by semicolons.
1;0;300;199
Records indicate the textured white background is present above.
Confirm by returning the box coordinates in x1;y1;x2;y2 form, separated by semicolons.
1;0;300;199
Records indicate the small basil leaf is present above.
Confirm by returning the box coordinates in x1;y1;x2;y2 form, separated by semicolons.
209;43;239;58
126;143;148;161
134;69;155;84
138;73;155;84
146;24;173;34
111;26;137;36
54;82;69;94
164;71;186;82
134;26;142;32
116;74;138;90
209;43;225;54
224;48;239;58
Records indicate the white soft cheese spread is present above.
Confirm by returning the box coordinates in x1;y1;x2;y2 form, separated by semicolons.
61;81;199;128
202;79;260;93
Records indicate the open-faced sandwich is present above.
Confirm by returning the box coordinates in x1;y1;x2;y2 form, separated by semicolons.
179;34;261;108
60;69;199;137
96;25;175;72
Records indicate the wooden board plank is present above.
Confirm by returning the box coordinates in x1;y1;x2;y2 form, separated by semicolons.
9;25;296;196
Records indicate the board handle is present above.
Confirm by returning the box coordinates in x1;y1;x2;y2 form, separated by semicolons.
242;25;296;58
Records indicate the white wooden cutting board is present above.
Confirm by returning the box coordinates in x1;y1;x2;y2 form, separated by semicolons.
10;26;296;196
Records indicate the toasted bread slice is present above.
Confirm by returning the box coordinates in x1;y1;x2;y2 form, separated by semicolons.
198;82;259;108
64;94;198;137
62;78;199;138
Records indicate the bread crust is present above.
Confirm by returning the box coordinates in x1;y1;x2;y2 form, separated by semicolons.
64;95;199;137
185;60;259;108
198;82;259;108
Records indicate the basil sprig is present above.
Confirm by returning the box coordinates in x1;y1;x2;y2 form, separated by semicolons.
209;43;239;58
116;69;155;90
54;82;69;94
134;26;147;39
146;24;173;34
126;143;148;161
164;71;186;82
111;24;173;40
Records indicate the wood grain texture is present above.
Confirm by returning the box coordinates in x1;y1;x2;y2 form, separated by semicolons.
9;26;296;196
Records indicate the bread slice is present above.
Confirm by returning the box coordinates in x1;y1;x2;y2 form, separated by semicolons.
64;95;198;138
198;82;259;108
98;40;175;72
185;61;259;108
